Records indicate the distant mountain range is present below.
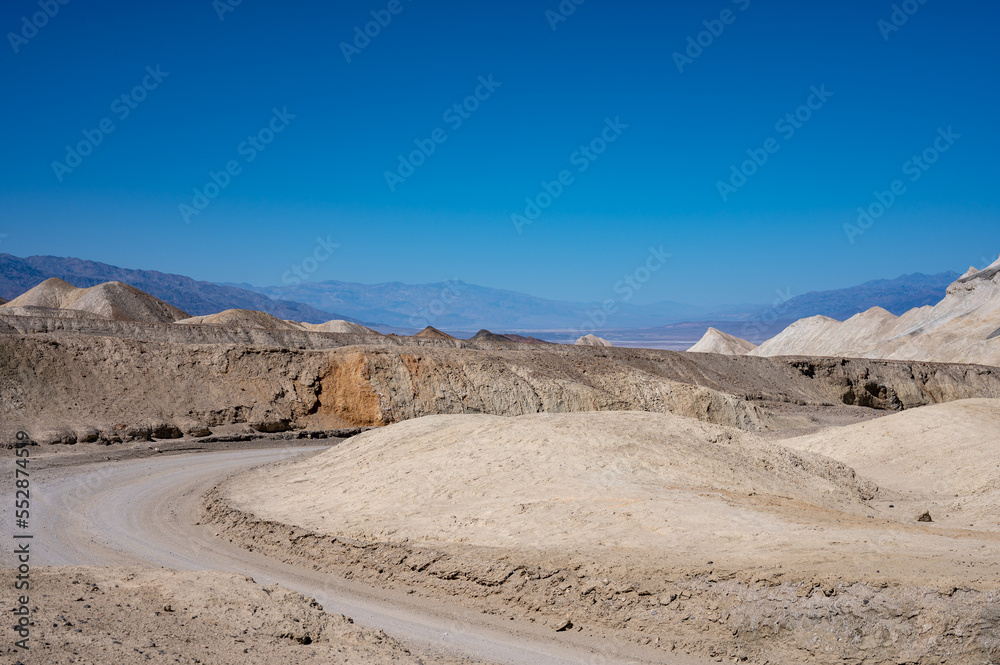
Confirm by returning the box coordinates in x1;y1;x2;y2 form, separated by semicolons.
0;254;351;324
237;271;960;332
615;272;963;349
0;253;961;334
231;280;705;330
761;272;961;321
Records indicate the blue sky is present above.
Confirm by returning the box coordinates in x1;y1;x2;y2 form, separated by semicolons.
1;0;997;307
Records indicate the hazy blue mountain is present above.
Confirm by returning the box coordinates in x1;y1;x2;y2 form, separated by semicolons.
0;254;351;324
242;270;960;332
2;253;961;334
763;272;960;321
237;280;709;330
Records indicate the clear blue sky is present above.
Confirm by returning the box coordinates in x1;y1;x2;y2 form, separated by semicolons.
2;0;997;306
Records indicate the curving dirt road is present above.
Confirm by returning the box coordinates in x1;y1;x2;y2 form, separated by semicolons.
24;446;697;665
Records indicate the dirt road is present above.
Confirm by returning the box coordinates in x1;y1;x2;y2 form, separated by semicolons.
21;446;698;665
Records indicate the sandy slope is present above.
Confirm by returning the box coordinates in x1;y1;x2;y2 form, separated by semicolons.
225;409;1000;586
781;398;1000;529
176;308;301;330
220;408;1000;664
297;319;381;335
227;412;877;552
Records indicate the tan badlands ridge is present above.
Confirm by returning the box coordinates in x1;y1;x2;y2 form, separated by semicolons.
5;269;1000;447
177;308;302;330
689;255;1000;366
2;277;190;323
1;278;376;334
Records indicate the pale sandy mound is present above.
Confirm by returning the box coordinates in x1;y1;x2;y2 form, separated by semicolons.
3;276;79;308
176;309;300;330
781;399;1000;529
2;278;189;323
228;411;877;556
753;255;1000;366
687;327;757;355
221;410;1000;664
575;334;613;347
414;326;455;340
299;319;380;335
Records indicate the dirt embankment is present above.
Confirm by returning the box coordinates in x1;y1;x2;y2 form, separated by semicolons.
206;486;1000;665
4;332;1000;446
3;567;479;665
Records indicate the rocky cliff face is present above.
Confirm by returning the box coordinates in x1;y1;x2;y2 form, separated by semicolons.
5;329;1000;447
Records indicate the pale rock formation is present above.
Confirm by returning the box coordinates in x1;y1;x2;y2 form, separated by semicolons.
297;320;381;335
176;309;300;331
752;255;1000;366
2;278;189;323
575;334;613;347
688;327;758;355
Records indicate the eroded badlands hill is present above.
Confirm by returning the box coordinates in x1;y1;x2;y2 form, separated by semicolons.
749;256;1000;366
3;277;190;323
687;327;758;355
